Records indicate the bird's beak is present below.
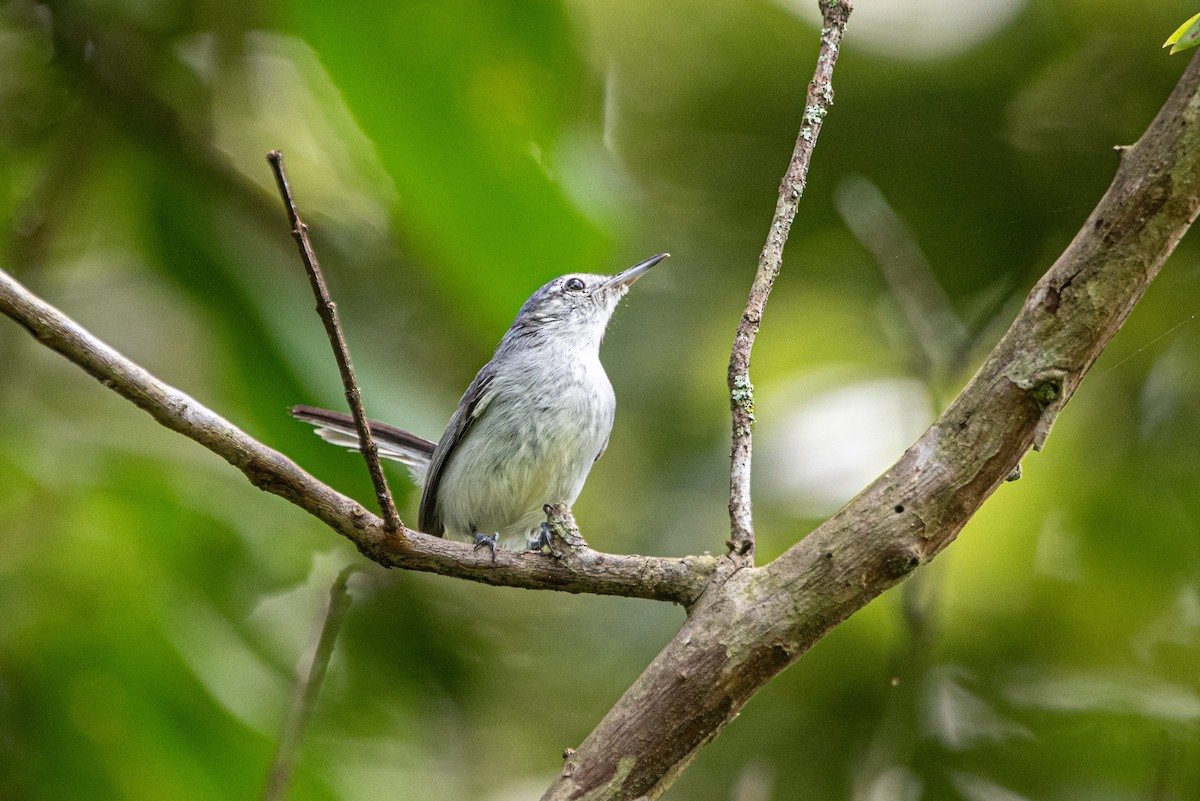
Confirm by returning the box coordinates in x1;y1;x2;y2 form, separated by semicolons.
606;253;669;289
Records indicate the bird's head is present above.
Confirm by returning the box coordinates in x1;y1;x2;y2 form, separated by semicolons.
505;253;668;348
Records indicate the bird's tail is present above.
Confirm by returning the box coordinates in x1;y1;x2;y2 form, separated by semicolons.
290;405;434;485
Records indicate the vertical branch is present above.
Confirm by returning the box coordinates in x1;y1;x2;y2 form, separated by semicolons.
726;0;852;561
266;150;404;533
261;566;360;801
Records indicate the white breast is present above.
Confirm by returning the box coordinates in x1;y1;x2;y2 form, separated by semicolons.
434;350;615;545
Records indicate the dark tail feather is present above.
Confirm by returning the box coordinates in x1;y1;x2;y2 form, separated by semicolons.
290;405;435;483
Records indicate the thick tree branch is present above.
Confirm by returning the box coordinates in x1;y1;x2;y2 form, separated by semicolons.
726;0;851;563
266;149;403;532
0;268;716;604
544;48;1200;801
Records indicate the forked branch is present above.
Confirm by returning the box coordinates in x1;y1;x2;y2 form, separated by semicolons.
543;44;1200;801
0;266;716;603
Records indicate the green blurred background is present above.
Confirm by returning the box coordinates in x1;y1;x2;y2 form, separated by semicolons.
3;1;1200;798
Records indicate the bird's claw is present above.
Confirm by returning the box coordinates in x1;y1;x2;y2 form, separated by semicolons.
473;532;499;558
531;522;553;552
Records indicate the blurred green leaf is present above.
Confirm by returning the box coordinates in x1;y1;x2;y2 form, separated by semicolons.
284;0;608;330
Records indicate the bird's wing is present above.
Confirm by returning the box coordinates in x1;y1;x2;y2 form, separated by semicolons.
418;366;497;537
290;405;435;484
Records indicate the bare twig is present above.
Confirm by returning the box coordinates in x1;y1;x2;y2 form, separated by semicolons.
0;266;716;603
266;150;403;533
726;0;852;563
261;565;359;801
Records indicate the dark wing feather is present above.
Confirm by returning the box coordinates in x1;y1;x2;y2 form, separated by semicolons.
418;366;496;537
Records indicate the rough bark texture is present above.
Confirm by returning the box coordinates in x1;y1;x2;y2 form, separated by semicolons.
542;52;1200;801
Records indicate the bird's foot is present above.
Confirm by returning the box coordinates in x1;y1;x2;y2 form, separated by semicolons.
529;522;553;552
473;532;499;558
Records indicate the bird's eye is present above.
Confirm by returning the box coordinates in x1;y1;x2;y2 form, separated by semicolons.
564;277;585;292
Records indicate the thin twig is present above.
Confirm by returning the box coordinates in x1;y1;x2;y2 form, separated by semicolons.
261;565;360;801
266;150;403;533
726;0;852;562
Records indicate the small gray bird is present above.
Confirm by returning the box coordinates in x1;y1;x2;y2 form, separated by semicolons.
292;253;668;552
